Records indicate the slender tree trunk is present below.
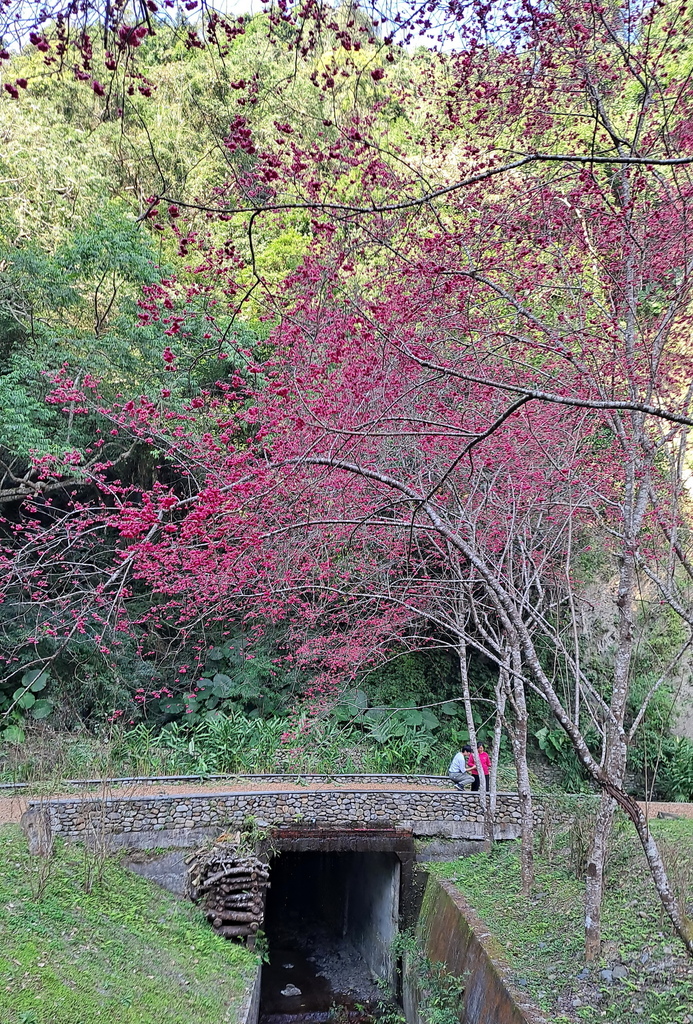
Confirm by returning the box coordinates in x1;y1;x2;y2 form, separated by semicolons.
585;790;616;960
508;641;534;894
512;724;534;895
457;639;490;841
488;665;507;840
584;529;639;956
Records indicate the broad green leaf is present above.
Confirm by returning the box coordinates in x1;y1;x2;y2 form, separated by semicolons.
534;727;549;750
364;708;387;724
332;706;355;722
440;701;460;716
367;725;393;744
420;709;440;730
342;688;368;711
2;725;25;744
22;668;49;692
30;699;53;719
212;673;234;696
399;709;424;727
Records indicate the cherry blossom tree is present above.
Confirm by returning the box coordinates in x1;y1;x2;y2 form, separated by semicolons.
3;0;693;957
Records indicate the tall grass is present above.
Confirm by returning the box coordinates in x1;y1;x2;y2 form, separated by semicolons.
0;710;519;783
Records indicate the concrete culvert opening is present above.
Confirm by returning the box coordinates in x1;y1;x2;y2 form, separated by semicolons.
259;830;414;1023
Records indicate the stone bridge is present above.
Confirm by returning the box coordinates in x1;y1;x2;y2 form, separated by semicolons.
20;774;524;852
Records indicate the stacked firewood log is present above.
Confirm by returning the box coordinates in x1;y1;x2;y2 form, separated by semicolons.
186;838;269;940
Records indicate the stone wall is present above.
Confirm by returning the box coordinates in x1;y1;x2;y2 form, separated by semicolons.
24;788;524;851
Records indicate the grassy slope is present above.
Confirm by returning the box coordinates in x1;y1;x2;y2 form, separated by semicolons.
430;818;693;1024
0;825;257;1024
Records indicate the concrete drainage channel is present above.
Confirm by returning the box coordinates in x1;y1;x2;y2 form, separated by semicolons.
127;826;543;1024
255;828;414;1024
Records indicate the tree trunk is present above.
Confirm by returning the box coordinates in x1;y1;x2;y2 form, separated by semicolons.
458;639;491;841
611;786;693;954
488;665;507;844
509;641;534;895
502;712;534;895
584;528;639;956
585;791;615;961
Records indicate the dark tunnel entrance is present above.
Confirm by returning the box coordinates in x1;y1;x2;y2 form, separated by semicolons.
259;831;414;1022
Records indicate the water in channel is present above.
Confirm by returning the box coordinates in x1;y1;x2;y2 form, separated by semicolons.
258;851;400;1024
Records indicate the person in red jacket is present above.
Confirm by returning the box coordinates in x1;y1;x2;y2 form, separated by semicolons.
466;743;491;792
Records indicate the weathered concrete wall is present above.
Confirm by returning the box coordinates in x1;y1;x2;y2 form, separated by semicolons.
24;789;525;851
347;851;400;987
238;967;261;1024
405;875;545;1024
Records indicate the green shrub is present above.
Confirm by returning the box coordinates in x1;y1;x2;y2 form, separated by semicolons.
655;736;693;802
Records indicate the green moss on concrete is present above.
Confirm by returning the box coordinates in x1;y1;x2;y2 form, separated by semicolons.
0;825;257;1024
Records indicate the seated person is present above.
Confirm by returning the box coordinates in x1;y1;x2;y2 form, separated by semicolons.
448;746;474;790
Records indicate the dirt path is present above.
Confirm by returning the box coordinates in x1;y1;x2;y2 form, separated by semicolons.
637;800;693;820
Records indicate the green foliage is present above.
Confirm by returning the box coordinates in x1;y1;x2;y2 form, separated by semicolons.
0;668;54;745
196;640;300;718
0;825;256;1023
0;703;509;782
533;725;593;793
331;656;499;772
333;688;445;744
627;674;693;802
343;650;490;769
60;208;160;288
392;931;463;1024
364;649;486;710
654;736;693;802
366;651;449;706
113;636;305;730
152;712;287;774
331;691;456;773
572;543;613;583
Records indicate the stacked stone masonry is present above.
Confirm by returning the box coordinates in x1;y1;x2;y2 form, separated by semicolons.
27;788;524;849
